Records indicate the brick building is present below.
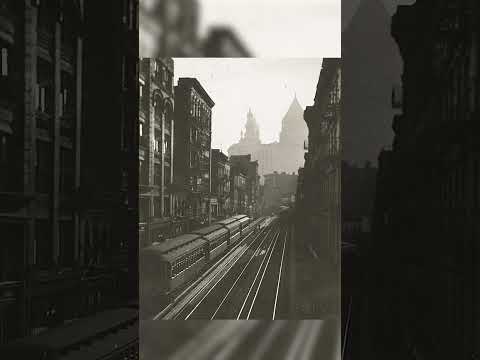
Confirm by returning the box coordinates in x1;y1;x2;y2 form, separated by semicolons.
139;58;175;247
211;149;230;219
368;1;480;358
230;154;260;217
0;0;138;350
173;77;214;229
298;58;341;265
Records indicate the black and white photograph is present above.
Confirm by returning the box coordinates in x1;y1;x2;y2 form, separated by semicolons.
139;58;341;321
0;1;139;358
1;0;480;360
138;57;341;358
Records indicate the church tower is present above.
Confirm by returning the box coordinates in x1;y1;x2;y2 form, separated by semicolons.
279;95;308;145
244;108;261;144
227;108;261;157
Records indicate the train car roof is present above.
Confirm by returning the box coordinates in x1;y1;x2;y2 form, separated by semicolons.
231;214;248;219
144;233;201;254
160;238;207;262
216;216;241;225
2;308;138;354
237;216;250;224
190;223;224;235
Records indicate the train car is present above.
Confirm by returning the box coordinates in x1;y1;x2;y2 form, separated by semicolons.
243;216;263;236
140;234;208;304
190;224;229;262
1;308;138;360
236;216;251;237
215;216;242;246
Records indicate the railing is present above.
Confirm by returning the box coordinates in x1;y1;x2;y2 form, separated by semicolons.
38;28;54;51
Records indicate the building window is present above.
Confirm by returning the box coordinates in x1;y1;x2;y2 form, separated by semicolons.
128;0;135;30
164;197;170;217
154;164;161;185
1;47;7;76
59;221;74;267
60;148;74;193
35;85;46;112
36;140;52;193
163;139;168;154
154;197;161;217
35;220;52;268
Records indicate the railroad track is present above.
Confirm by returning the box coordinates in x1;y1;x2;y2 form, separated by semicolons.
157;220;292;320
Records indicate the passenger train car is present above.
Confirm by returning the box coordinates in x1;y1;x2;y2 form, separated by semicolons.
140;215;262;306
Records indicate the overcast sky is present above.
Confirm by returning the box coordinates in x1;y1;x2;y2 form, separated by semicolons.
173;58;323;153
198;0;340;57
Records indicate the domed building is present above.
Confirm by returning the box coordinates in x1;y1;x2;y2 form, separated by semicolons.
228;96;308;181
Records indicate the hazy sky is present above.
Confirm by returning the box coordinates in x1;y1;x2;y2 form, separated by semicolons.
199;0;340;57
173;58;323;153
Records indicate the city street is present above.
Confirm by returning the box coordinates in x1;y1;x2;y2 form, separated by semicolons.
154;219;292;320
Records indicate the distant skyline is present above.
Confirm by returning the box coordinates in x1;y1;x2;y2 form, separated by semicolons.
173;58;323;154
199;0;340;57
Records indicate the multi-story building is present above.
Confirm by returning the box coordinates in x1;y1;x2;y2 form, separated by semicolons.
368;2;480;358
263;171;298;213
211;149;230;219
0;0;139;353
229;165;247;215
298;58;341;266
174;77;214;228
341;161;376;244
229;154;260;217
139;58;175;247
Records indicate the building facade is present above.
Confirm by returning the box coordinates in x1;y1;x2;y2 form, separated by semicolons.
174;77;214;228
369;1;480;358
211;149;230;219
228;97;307;180
298;58;341;266
0;0;139;349
229;154;260;217
139;58;175;247
229;165;247;215
263;171;298;213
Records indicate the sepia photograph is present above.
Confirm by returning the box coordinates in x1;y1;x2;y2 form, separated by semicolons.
139;58;341;322
2;0;478;360
138;57;341;358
